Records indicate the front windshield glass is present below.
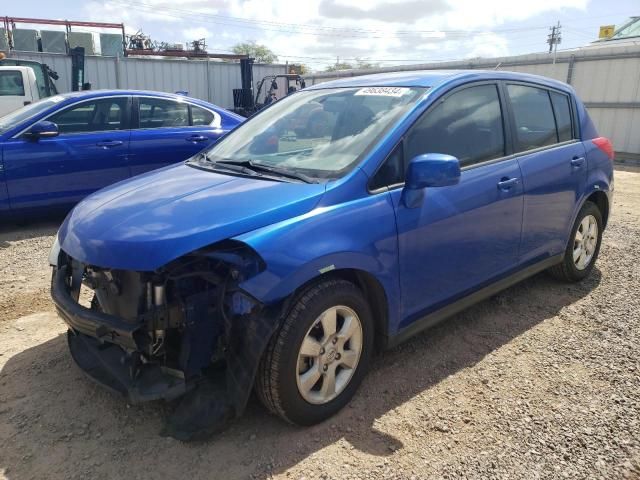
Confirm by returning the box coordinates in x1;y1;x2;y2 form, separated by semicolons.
199;86;426;180
0;95;66;133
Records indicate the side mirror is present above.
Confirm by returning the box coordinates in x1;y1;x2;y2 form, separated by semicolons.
25;121;59;140
403;154;461;208
406;153;461;189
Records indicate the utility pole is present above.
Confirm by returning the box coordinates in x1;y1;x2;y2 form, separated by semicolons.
547;21;562;64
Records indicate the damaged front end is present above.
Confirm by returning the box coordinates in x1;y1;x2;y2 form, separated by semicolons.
51;240;280;440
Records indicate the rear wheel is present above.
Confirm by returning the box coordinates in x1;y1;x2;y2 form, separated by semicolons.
549;201;603;282
256;279;374;425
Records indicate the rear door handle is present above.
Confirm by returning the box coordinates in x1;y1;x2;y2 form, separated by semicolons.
187;135;208;142
571;156;585;167
97;140;124;148
497;177;520;190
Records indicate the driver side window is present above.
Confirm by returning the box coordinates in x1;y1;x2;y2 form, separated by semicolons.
48;98;128;134
406;84;505;168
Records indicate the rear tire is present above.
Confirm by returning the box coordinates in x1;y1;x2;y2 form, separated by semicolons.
548;201;603;282
256;279;374;425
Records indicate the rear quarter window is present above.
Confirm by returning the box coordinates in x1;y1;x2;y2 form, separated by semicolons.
191;105;215;126
549;91;574;142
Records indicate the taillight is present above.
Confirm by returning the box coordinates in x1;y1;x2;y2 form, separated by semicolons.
592;137;614;160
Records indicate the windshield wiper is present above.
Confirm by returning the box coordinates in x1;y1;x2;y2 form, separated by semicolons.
216;160;318;184
192;154;260;176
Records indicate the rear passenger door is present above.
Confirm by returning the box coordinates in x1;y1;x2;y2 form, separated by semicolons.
505;83;586;263
386;82;524;324
128;97;223;176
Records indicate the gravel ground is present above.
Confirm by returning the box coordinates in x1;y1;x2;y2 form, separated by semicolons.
0;167;638;480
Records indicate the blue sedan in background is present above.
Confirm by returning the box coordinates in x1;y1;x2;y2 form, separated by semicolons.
0;90;243;217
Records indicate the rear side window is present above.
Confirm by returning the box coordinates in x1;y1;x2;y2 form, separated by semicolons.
138;98;189;128
550;91;573;142
406;84;505;168
0;71;25;96
191;105;215;126
507;85;558;151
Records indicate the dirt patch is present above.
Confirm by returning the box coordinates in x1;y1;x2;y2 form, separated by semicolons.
0;169;639;480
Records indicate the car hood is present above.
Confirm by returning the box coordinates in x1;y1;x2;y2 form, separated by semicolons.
58;163;326;271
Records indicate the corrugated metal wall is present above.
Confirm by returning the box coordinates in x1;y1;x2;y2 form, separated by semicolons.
7;52;286;110
305;45;640;158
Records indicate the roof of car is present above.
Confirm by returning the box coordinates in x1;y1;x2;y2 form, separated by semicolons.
306;69;572;92
52;89;220;108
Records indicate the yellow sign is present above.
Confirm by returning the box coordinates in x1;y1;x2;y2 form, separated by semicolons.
599;25;615;39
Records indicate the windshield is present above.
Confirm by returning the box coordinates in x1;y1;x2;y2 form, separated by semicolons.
199;86;425;180
0;95;66;133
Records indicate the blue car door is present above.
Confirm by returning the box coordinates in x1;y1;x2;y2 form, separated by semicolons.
2;96;131;211
387;83;524;330
504;84;587;263
128;96;224;176
0;153;9;216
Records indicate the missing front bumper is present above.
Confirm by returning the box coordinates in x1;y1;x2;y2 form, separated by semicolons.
67;330;191;403
50;249;282;440
52;265;142;351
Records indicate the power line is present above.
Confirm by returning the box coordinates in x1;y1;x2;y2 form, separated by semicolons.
110;0;636;39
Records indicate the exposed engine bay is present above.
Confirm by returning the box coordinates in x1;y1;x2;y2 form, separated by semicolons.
51;240;282;441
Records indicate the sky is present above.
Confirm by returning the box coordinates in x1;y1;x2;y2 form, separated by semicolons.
4;0;639;71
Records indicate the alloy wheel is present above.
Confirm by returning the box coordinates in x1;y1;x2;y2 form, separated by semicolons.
573;214;598;270
295;305;363;404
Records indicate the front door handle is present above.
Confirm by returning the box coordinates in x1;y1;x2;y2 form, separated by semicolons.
97;140;124;148
571;156;585;167
186;135;208;142
497;177;519;190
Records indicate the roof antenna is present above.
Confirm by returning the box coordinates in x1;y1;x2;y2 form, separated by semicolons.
494;62;502;70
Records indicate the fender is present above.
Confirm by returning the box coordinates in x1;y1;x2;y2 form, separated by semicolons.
563;142;613;248
235;178;402;332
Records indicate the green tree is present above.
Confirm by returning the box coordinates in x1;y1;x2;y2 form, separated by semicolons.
324;58;379;72
325;62;354;72
355;57;380;69
231;41;278;64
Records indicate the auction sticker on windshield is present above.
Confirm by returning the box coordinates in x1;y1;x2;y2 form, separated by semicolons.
354;87;410;97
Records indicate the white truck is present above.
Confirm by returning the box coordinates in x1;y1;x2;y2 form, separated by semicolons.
0;60;59;117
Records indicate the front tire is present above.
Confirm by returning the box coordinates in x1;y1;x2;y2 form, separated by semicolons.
549;201;603;282
256;279;374;425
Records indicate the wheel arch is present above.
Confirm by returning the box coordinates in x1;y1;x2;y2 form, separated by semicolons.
586;190;609;228
283;268;390;352
565;183;611;251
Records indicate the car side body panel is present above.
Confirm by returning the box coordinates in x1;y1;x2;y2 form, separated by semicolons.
236;169;402;328
0;144;9;215
516;141;588;264
2;127;132;210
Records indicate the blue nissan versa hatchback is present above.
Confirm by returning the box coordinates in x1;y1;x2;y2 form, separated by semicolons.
49;70;614;440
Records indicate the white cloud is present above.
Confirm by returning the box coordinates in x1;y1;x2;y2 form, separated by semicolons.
182;27;212;41
81;0;590;70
